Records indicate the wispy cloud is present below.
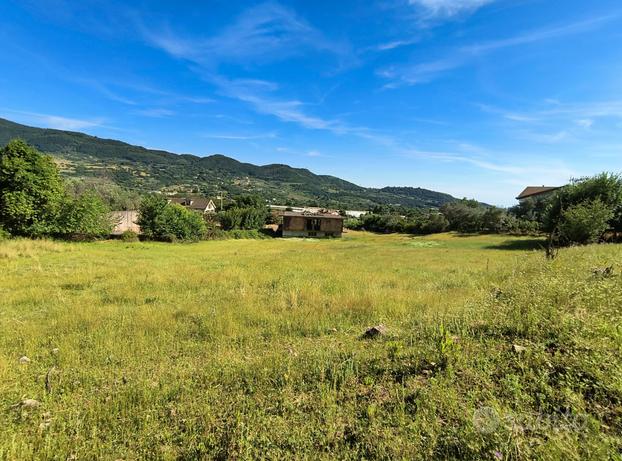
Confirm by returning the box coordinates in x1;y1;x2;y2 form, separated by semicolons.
0;108;105;131
401;147;576;188
201;132;278;140
380;14;617;86
481;100;622;124
208;76;393;143
375;38;420;51
134;108;176;118
408;0;495;19
141;2;345;68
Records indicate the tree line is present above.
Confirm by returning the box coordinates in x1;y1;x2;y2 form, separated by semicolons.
2;139;621;246
0;140;272;242
347;173;622;247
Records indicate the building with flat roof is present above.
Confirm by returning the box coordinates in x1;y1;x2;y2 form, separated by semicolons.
281;211;344;238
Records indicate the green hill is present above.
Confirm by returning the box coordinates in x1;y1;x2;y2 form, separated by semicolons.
0;117;458;209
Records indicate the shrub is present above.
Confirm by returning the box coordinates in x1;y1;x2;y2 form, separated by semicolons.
56;192;114;240
138;196;206;242
225;229;271;239
121;230;139;242
545;173;622;234
440;201;486;233
0;226;10;240
559;199;613;245
218;207;267;230
419;212;449;234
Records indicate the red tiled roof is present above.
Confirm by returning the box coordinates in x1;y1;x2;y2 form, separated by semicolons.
516;186;560;200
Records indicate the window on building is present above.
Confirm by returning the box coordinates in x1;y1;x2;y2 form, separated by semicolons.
306;218;321;231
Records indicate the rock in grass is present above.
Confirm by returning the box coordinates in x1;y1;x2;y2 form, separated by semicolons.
17;399;40;409
361;324;388;339
512;344;527;353
51;348;60;355
19;356;30;364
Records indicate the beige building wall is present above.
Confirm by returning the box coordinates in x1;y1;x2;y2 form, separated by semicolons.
111;211;140;235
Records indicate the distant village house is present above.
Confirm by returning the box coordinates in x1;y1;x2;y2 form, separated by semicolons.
169;197;217;214
281;211;344;238
516;186;560;202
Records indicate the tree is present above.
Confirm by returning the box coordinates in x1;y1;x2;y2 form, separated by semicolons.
137;195;206;241
559;200;613;245
137;194;169;239
65;178;142;211
544;173;622;246
218;194;268;230
56;192;114;240
481;207;505;233
153;204;206;241
0;139;65;237
440;200;485;233
419;212;449;234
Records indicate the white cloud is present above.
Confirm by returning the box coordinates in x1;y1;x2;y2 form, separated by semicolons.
306;150;323;157
134;108;176;118
576;119;594;128
141;2;344;67
211;76;386;140
408;0;495;18
1;109;105;131
380;14;617;86
202;132;277;140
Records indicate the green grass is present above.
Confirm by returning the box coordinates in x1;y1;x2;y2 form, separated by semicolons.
1;232;621;460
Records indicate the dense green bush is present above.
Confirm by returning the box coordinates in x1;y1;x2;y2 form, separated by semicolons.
559;199;613;245
218;198;268;231
0;139;65;237
138;195;206;242
56;192;114;240
347;211;448;235
121;230;139;242
440;200;486;233
544;173;622;245
224;229;272;239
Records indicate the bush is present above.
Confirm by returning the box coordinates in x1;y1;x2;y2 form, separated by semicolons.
225;229;271;239
121;230;139;242
440;201;486;233
0;226;10;240
559;199;613;245
56;192;114;240
218;207;267;230
419;212;449;234
137;195;206;242
545;173;622;234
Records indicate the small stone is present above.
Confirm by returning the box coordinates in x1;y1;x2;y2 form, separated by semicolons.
19;356;31;364
512;344;527;353
361;324;388;339
51;348;60;355
19;399;40;409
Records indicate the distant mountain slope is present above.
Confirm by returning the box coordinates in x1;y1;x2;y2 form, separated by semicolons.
0;117;459;209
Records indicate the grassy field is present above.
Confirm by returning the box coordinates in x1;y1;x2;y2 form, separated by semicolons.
1;232;621;460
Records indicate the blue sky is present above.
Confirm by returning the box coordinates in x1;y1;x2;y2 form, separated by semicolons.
1;0;621;205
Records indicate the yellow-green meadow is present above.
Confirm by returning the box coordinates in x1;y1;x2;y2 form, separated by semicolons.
1;232;621;459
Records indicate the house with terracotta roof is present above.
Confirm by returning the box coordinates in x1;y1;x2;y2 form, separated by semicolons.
516;186;560;202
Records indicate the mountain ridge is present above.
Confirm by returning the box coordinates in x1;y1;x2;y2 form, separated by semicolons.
0;117;458;209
